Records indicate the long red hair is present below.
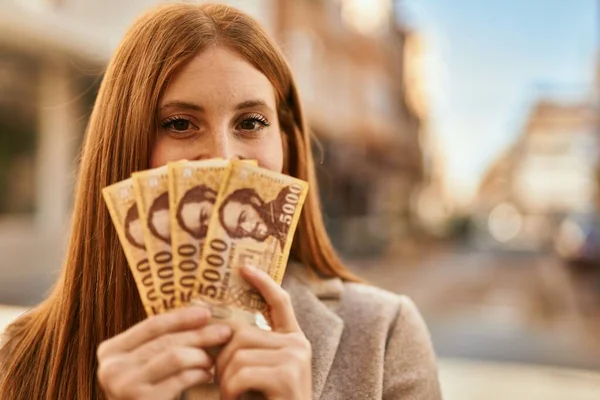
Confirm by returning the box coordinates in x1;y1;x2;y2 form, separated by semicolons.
0;3;357;398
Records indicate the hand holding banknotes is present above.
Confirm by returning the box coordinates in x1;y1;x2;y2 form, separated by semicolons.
216;264;312;400
96;307;233;400
102;158;311;399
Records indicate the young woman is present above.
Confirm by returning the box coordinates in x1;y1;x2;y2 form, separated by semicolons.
0;3;441;399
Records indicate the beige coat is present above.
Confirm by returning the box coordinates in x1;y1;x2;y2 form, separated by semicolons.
282;264;442;400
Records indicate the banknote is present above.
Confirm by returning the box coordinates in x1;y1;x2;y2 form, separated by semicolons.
132;166;176;311
195;161;309;313
102;179;162;316
168;159;229;306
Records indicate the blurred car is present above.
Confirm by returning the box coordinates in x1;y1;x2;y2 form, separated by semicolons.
553;213;600;269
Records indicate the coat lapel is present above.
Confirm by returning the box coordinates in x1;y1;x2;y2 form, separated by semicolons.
283;265;344;399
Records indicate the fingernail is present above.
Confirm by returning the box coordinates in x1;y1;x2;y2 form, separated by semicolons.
243;264;258;274
190;298;209;307
187;301;211;317
196;308;210;319
216;324;232;338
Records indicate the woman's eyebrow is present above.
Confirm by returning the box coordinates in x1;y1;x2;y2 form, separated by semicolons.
159;100;204;112
235;99;270;111
159;99;273;112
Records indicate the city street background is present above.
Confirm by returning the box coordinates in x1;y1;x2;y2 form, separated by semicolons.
1;0;599;398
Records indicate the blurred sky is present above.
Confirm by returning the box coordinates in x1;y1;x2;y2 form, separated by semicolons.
400;0;599;206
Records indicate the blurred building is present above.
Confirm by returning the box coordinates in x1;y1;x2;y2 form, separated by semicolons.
475;98;600;251
279;0;424;257
0;0;112;305
0;0;423;304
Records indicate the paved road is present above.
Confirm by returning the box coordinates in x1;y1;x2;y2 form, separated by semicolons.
348;246;600;370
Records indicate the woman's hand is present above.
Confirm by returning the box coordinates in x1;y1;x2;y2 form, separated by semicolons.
216;265;312;400
97;306;233;400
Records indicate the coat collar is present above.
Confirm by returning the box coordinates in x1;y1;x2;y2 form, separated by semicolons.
283;264;344;399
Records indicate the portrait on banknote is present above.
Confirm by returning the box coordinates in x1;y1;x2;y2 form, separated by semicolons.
217;185;299;249
147;192;171;244
124;203;145;250
176;184;217;240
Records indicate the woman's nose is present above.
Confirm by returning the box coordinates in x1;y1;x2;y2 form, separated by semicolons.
204;131;238;160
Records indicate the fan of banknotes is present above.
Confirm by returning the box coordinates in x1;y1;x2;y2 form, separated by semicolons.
102;159;308;326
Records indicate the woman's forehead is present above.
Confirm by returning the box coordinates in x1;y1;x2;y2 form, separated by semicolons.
160;46;277;109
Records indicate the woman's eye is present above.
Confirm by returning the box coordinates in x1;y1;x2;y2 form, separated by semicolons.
237;114;270;132
171;119;190;131
161;116;195;133
240;119;260;130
